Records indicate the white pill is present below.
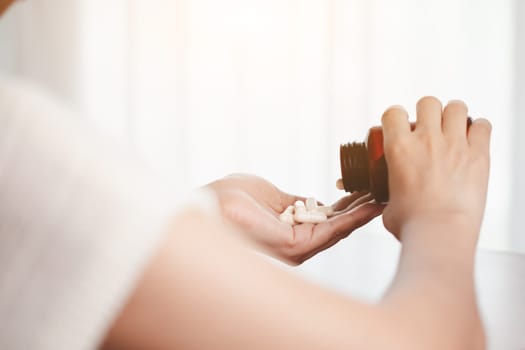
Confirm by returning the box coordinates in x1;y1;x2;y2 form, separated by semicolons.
294;201;307;212
316;206;335;217
281;199;330;224
293;212;310;223
294;200;305;208
284;205;295;215
308;211;327;223
295;211;327;224
305;197;318;211
279;212;295;225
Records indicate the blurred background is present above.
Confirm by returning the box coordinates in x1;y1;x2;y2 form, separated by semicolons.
0;0;521;295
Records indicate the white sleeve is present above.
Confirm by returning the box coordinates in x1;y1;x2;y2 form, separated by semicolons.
0;78;218;350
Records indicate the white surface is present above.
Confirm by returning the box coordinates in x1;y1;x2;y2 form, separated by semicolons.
511;0;525;252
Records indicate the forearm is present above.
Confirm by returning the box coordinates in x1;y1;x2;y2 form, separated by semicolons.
104;211;353;349
396;215;478;284
103;211;414;350
380;218;484;349
103;211;485;350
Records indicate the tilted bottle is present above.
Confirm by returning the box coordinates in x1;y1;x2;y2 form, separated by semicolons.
339;118;472;203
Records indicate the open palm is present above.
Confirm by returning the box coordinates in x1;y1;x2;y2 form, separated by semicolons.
207;174;384;265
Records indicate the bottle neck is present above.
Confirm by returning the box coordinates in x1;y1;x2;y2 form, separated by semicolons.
340;142;370;192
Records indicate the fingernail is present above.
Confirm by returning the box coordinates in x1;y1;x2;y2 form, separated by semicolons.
388;105;407;112
447;99;467;107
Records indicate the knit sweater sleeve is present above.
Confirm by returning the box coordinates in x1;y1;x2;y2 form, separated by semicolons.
0;78;217;350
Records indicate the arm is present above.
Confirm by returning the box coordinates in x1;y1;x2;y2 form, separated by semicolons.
378;98;490;348
102;213;483;350
103;97;490;350
381;218;484;348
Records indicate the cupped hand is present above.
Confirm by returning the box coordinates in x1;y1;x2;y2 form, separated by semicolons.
207;174;383;265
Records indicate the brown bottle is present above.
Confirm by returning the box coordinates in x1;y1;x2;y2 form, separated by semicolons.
339;118;472;203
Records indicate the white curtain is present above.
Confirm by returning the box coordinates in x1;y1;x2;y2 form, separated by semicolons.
0;0;517;289
512;0;525;252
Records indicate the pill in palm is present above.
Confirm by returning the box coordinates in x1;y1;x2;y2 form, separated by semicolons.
284;205;294;214
294;201;307;214
279;198;331;225
305;197;318;211
294;200;305;208
279;205;295;225
279;211;295;225
316;205;335;217
294;210;327;224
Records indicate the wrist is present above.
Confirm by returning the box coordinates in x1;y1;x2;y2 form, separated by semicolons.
401;211;479;237
397;214;479;285
400;212;480;257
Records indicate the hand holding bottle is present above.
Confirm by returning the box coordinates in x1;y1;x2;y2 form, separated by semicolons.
380;97;492;241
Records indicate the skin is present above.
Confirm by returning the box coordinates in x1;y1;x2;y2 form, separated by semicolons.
102;97;491;349
206;174;383;264
0;4;492;348
0;2;492;348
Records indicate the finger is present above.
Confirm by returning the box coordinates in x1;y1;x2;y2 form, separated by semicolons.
331;191;368;211
468;118;492;154
381;105;411;144
335;193;375;214
323;201;384;247
302;202;383;255
299;203;384;261
416;96;443;132
442;100;469;139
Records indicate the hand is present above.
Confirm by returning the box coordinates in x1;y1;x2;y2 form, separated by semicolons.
381;97;492;240
207;174;383;265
